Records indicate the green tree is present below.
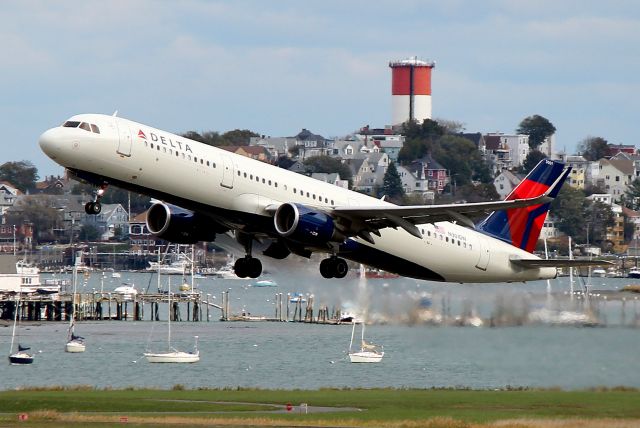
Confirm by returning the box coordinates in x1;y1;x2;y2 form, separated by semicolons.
398;119;445;163
516;115;556;149
456;182;499;203
520;150;547;174
78;224;101;241
0;161;39;193
551;186;588;240
221;129;260;145
181;129;259;147
382;162;404;202
6;195;62;243
432;135;491;186
303;156;352;182
579;136;609;161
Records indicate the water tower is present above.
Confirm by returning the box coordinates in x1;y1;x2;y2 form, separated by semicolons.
389;56;435;125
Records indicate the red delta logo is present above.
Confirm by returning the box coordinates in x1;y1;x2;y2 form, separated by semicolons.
138;130;147;139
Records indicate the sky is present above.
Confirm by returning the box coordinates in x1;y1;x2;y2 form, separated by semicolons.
2;0;640;177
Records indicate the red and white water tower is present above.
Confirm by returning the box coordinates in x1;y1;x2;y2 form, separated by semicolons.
389;56;435;125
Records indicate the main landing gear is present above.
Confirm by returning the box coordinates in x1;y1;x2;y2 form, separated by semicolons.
84;183;108;215
319;256;349;279
233;232;262;279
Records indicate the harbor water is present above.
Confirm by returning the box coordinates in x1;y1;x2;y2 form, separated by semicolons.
2;268;640;390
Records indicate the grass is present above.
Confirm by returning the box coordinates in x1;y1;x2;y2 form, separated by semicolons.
0;387;639;427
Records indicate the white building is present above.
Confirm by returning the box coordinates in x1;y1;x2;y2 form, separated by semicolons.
485;133;530;168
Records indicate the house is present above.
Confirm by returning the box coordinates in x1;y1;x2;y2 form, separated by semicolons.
129;211;161;253
483;135;512;173
597;159;635;202
540;216;563;240
94;204;129;240
0;221;33;253
622;206;640;241
493;170;522;200
397;164;432;200
249;136;298;158
221;145;273;163
293;129;333;160
310;173;349;189
0;181;21;218
485;133;530;169
412;154;448;194
563;155;590;189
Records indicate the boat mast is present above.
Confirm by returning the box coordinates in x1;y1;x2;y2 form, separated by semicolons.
349;321;356;353
10;293;20;354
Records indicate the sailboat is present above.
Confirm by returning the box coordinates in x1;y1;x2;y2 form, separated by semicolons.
348;321;383;363
8;293;34;365
144;249;199;363
65;251;86;353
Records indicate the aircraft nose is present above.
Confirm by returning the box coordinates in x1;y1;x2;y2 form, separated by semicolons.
38;128;62;159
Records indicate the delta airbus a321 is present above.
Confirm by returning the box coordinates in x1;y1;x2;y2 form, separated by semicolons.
39;113;601;283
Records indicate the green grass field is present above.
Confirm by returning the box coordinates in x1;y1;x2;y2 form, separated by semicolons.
1;387;639;427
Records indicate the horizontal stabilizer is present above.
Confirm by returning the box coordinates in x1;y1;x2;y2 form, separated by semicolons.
510;258;613;268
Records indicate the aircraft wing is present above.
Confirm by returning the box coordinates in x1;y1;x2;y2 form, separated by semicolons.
329;192;553;241
509;258;613;268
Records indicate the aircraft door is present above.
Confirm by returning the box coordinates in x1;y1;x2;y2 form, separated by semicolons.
116;121;132;157
220;154;234;189
475;239;490;271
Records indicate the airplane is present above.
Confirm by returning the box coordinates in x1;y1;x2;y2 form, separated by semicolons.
38;113;604;283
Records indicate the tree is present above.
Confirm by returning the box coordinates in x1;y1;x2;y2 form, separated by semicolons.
435;118;465;134
551;186;588;241
78;224;101;241
578;136;609;161
382;162;404;202
432;135;491;186
0;161;39;193
520;150;547;174
5;195;62;243
516;115;556;149
181;129;259;147
455;182;499;203
398;119;445;163
221;129;260;145
303;156;352;182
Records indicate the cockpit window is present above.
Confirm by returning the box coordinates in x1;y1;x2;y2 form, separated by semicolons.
62;120;100;134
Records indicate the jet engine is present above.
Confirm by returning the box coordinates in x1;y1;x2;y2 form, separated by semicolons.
146;202;220;244
274;203;344;247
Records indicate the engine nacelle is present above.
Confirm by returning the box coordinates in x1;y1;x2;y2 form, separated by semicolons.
274;203;343;247
146;202;219;244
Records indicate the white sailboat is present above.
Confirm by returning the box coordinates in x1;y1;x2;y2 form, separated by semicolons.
66;251;85;353
9;293;34;365
348;321;383;363
144;249;200;363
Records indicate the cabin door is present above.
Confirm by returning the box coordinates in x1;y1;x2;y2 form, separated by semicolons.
475;239;490;271
220;155;234;189
116;123;132;157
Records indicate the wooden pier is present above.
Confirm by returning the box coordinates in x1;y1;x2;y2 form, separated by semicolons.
0;292;223;323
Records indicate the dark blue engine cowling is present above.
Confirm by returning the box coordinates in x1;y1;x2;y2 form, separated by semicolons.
274;203;342;247
146;202;218;244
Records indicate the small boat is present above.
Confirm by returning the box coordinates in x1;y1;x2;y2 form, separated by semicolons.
289;292;306;303
65;252;86;353
9;344;34;365
628;267;640;279
144;249;199;364
251;279;277;287
111;272;121;278
114;284;137;300
348;322;383;363
592;268;607;278
8;293;34;365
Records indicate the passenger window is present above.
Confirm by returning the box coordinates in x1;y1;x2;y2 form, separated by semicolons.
194;157;198;162
237;171;240;176
250;175;253;179
176;151;179;157
90;124;100;134
244;173;247;178
150;143;154;149
163;147;166;153
200;159;204;164
313;194;316;200
331;200;334;205
275;183;278;188
206;161;210;166
157;145;160;151
269;180;272;186
213;163;216;168
79;122;91;131
293;188;297;193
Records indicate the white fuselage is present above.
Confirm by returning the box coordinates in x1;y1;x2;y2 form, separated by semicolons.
39;114;555;283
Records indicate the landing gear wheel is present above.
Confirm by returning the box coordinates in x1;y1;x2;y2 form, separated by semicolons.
234;257;248;278
234;257;263;279
319;257;349;278
247;258;262;279
84;201;102;215
333;258;349;278
320;258;335;278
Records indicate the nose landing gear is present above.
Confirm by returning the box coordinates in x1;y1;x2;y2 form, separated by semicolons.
84;183;108;215
319;256;349;279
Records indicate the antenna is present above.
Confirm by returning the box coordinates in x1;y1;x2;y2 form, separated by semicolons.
112;110;119;117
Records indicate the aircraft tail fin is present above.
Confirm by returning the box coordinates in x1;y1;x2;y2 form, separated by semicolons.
476;159;570;253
